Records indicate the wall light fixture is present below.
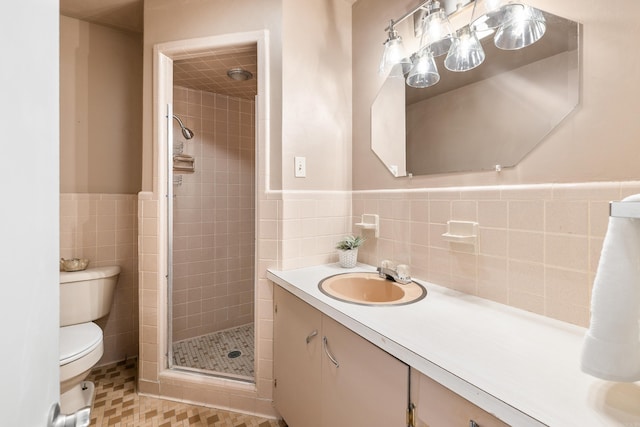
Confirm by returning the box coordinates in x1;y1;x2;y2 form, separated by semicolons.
380;0;547;88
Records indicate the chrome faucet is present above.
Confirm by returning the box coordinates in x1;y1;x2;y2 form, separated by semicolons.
377;260;412;285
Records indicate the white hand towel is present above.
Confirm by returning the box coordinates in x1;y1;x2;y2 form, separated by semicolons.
580;194;640;382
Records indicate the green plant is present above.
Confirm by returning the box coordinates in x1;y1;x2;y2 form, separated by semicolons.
335;235;366;251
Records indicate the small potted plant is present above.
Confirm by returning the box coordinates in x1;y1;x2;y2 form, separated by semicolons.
335;235;365;268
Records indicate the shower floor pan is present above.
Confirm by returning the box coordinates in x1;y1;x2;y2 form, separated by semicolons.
172;323;254;380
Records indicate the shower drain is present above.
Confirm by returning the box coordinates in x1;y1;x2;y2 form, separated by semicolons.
227;350;242;359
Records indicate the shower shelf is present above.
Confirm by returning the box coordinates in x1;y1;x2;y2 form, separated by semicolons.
173;154;195;172
173;165;195;172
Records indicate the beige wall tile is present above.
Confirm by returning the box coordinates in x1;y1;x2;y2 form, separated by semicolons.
351;182;640;327
509;200;544;231
545;201;589;235
452;200;477;222
429;200;451;224
509;290;545;316
545;234;589;271
478;228;507;258
477;255;508;304
478;200;508;228
545;267;590;307
509;230;544;263
410;199;429;222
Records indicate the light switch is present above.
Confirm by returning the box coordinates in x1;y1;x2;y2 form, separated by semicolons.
295;156;306;178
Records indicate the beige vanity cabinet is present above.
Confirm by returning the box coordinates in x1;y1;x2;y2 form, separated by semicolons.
411;370;509;427
273;286;409;427
273;286;323;427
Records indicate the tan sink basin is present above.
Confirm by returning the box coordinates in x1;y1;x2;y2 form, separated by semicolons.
319;272;427;306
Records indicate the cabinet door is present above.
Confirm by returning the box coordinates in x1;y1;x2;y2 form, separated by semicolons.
411;370;509;427
274;287;323;427
321;316;409;427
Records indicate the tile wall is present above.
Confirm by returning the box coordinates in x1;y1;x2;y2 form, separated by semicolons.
274;192;353;271
60;193;139;364
172;86;255;342
354;181;640;327
140;173;640;412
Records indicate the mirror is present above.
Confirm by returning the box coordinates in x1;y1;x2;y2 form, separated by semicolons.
371;9;580;177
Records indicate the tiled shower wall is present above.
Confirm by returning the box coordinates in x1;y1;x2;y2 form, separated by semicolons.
171;86;255;342
60;193;139;364
354;181;640;328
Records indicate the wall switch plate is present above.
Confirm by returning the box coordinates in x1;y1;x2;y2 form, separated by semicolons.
294;156;306;178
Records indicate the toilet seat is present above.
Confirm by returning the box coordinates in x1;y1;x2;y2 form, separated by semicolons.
60;322;102;366
60;322;104;395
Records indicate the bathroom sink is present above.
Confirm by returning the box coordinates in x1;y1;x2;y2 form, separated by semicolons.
318;272;427;306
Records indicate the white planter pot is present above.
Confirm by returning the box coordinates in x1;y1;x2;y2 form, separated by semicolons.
338;249;358;268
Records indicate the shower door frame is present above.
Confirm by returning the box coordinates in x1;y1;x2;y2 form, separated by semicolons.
154;30;269;388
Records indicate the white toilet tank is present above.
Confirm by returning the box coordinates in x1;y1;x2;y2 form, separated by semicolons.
60;266;120;327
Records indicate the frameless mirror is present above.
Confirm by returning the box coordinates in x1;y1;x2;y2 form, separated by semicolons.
371;9;580;177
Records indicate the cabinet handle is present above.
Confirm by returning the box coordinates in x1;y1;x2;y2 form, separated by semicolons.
306;329;318;344
323;336;340;368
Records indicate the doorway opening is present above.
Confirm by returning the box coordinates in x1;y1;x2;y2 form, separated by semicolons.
165;42;258;382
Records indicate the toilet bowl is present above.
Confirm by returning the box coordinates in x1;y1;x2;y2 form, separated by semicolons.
59;322;104;394
59;265;119;413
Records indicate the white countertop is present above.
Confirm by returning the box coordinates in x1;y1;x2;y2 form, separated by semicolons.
267;263;640;427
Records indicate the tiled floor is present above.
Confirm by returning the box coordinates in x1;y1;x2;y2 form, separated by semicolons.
172;324;254;379
86;359;285;427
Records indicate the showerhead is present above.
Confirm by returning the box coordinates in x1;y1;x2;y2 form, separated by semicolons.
181;126;194;140
172;115;195;140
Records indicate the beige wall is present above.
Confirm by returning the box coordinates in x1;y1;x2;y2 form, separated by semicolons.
281;0;353;191
353;0;640;189
59;16;142;364
60;16;142;194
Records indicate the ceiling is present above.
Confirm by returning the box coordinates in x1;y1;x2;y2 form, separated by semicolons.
173;46;258;100
59;0;143;33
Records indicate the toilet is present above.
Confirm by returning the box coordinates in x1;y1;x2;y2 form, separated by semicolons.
59;265;120;414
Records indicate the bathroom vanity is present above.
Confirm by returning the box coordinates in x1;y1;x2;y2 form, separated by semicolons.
274;285;408;426
268;264;640;426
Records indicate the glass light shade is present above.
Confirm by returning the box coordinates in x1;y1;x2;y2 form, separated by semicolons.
406;49;440;88
419;9;455;57
379;33;412;76
494;5;546;50
471;0;524;31
444;26;486;72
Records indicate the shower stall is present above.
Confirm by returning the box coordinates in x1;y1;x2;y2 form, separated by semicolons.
142;29;272;414
167;46;257;381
